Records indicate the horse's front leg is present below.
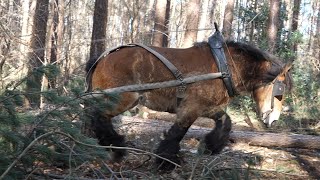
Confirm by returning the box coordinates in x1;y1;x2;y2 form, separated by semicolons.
155;109;200;171
203;111;232;154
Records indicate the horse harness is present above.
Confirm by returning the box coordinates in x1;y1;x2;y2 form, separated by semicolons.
208;24;237;97
271;78;286;109
86;28;237;107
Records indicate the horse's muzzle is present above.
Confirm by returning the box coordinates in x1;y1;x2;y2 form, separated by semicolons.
261;110;277;128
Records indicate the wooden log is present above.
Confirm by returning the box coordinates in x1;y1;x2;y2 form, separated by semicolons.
113;115;320;150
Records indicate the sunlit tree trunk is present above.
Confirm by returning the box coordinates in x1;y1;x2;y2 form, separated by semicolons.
284;0;293;34
208;0;217;26
267;0;280;53
152;0;170;47
236;0;241;41
182;0;201;48
197;0;209;42
25;0;49;107
313;1;320;72
249;0;257;43
20;0;30;59
163;0;171;47
222;0;235;40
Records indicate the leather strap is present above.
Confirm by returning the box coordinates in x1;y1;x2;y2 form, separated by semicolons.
86;43;187;106
208;26;237;97
85;44;136;92
129;44;186;101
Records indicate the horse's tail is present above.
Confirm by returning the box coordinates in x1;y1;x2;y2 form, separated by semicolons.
85;55;103;92
86;55;100;73
84;56;98;93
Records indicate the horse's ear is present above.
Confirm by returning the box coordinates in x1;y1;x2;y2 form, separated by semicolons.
282;62;293;74
277;62;293;81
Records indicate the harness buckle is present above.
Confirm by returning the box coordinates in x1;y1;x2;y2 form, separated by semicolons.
221;72;230;78
177;81;186;98
174;70;183;81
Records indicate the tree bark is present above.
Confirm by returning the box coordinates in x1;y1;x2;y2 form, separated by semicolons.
197;0;209;42
222;0;235;40
314;2;320;71
89;0;108;60
291;0;301;56
84;0;109;137
152;0;170;47
25;0;50;107
267;0;280;53
114;115;320;150
182;0;201;48
249;0;257;43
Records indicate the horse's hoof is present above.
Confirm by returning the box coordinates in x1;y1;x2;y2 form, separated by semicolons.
111;149;127;162
155;154;180;172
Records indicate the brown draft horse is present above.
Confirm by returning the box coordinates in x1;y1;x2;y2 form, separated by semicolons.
85;41;292;170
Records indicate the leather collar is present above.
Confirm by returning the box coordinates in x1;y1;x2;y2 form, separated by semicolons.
208;24;237;97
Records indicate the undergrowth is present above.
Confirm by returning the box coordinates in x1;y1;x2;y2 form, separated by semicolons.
0;65;118;179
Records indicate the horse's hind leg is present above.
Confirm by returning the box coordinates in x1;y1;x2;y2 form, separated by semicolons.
91;92;140;161
203;111;232;154
92;113;126;160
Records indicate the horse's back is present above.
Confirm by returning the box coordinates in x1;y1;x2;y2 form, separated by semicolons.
90;44;227;114
92;45;215;89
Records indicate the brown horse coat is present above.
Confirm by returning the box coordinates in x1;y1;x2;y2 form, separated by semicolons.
88;42;284;121
85;41;292;170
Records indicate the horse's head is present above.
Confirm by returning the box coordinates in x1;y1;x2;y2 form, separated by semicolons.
252;63;292;127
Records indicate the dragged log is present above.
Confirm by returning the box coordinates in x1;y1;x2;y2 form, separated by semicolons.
113;115;320;150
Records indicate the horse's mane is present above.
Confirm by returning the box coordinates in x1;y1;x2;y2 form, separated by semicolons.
194;41;280;64
194;41;292;90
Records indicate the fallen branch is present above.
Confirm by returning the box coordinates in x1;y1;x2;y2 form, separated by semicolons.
114;115;320;150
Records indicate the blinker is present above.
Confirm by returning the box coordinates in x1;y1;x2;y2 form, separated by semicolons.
271;79;286;109
272;79;285;97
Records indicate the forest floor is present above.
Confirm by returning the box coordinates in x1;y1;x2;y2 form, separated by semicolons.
32;110;320;180
112;110;320;180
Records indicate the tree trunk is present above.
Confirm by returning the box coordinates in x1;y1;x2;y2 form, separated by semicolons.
222;0;235;40
152;0;170;47
114;116;320;150
291;0;301;57
48;0;64;89
182;0;201;48
197;0;209;42
208;0;217;27
163;0;171;47
249;0;257;43
25;0;50;107
314;2;320;70
84;0;108;137
89;0;108;60
20;0;30;59
267;0;280;53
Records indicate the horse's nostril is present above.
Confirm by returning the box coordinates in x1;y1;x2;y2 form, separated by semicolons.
271;120;277;127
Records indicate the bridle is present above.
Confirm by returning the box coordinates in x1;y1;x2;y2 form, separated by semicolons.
260;77;286;127
271;78;286;109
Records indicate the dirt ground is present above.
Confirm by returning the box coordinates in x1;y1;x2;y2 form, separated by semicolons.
109;110;320;180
